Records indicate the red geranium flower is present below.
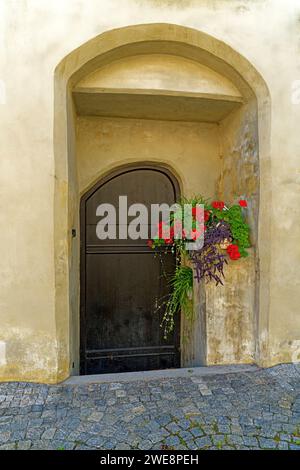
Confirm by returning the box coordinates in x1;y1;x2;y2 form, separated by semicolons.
204;210;211;222
164;226;174;244
156;221;174;244
192;206;204;221
239;199;247;207
191;229;202;240
147;240;153;248
230;251;241;260
226;244;241;260
227;244;239;253
212;201;225;210
157;221;163;238
157;221;169;238
191;207;211;225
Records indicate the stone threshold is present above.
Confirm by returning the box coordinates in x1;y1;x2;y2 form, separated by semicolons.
63;364;259;385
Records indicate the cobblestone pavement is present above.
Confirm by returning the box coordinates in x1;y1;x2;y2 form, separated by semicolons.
0;364;300;450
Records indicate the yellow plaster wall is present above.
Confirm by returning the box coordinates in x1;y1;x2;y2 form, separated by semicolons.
76;116;221;197
77;54;242;97
0;0;300;382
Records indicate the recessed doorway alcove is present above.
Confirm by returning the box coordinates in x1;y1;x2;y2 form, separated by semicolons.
54;24;271;378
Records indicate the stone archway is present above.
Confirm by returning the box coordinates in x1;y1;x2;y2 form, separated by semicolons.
54;24;271;380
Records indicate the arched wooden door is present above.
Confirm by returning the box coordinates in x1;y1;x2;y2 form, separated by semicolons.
80;165;180;374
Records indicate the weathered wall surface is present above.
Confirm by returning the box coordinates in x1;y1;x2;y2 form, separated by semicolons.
76;116;221;196
0;0;300;382
218;101;259;244
206;250;256;365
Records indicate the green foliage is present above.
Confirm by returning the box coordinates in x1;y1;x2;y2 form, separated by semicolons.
178;196;250;257
179;194;209;206
213;204;250;257
151;195;251;334
161;264;193;337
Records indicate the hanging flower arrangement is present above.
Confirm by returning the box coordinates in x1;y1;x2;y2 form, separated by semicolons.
148;196;250;336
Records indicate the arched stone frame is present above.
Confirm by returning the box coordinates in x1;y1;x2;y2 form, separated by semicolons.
54;24;271;380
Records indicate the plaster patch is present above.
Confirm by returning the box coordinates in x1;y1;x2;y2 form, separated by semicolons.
0;341;6;366
291;340;300;363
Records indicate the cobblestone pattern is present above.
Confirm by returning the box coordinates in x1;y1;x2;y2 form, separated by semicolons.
0;364;300;450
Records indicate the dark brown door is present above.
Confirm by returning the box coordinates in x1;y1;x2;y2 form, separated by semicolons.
80;165;180;374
